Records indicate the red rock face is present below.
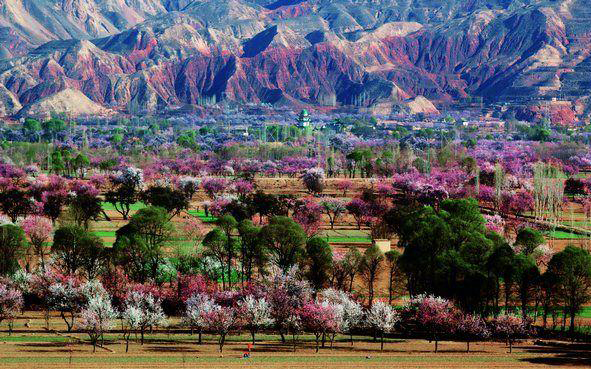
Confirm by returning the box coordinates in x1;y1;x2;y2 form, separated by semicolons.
0;0;590;118
516;102;578;126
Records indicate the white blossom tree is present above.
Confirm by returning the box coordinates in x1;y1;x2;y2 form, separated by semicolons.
366;301;400;351
78;294;117;352
123;291;167;345
183;293;217;344
321;289;363;345
0;283;23;335
47;279;84;332
239;295;274;345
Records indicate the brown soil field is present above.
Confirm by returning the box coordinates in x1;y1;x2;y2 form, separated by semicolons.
1;312;588;369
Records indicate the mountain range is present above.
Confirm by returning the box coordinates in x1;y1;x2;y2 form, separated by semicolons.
1;0;590;123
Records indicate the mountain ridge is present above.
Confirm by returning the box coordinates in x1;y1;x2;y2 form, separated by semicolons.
0;0;590;122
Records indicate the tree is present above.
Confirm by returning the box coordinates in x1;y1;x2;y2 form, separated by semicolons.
457;314;490;352
392;199;494;311
52;225;106;278
385;250;401;304
21;216;53;271
548;246;591;334
69;190;104;229
72;153;90;178
178;176;201;200
203;305;239;353
112;206;172;282
202;229;230;290
0;283;23;334
491;314;530;353
513;254;540;319
336;179;354;197
239;295;274;345
366;301;399;351
343;247;363;292
23;118;42;140
141;185;189;219
301;168;325;195
217;215;238;289
346;199;370;229
237;220;266;283
321;289;363;345
261;217;306;272
105;167;143;220
47;278;84;332
300;302;338;352
183;293;217;344
320;199;346;230
360;245;384;307
408;295;459;353
292;198;323;237
122;291;167;346
41;190;70;224
305;237;333;291
201;178;229;199
41;118;67;140
247;192;283;224
78;294;117;352
267;268;311;345
514;228;545;256
0;224;28;276
0;188;35;223
486;241;516;315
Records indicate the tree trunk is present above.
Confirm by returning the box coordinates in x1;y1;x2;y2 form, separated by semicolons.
569;308;576;336
219;334;226;352
315;334;319;353
380;332;384;351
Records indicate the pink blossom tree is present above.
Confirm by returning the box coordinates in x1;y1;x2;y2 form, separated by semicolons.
336;179;354;197
346;199;370;229
491;314;531;353
233;179;255;197
457;314;490;352
203;304;240;352
20;216;53;271
406;295;459;353
202;178;229;199
293;198;323;237
300;301;338;352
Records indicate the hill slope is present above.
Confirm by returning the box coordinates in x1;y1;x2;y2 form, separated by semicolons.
0;0;589;122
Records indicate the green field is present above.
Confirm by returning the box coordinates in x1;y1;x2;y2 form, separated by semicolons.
546;230;588;239
187;210;217;223
101;201;147;212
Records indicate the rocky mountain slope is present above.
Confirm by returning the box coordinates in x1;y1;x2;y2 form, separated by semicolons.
0;0;590;122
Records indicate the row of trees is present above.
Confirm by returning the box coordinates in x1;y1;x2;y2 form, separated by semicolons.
0;269;531;354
